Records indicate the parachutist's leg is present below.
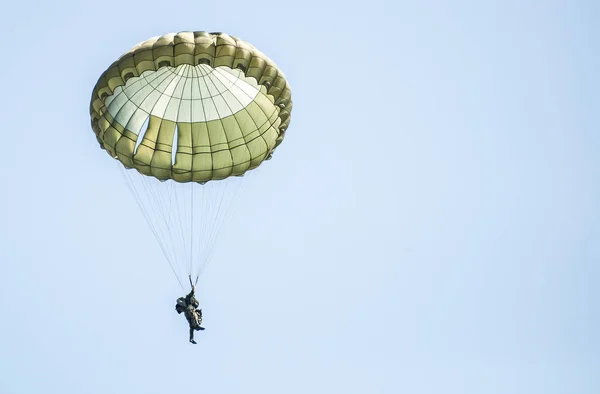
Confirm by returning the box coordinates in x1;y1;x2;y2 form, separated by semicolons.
196;312;204;330
189;328;197;344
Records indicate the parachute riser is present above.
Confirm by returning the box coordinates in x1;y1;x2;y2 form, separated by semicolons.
189;274;199;288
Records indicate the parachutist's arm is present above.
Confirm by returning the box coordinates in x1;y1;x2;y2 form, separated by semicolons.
186;285;196;298
186;275;196;296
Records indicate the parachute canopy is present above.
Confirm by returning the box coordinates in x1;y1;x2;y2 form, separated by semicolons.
90;31;292;183
89;32;292;287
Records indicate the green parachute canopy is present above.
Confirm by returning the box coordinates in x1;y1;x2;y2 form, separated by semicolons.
89;31;292;287
90;31;292;183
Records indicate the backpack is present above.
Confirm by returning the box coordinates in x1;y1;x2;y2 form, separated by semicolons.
175;297;186;314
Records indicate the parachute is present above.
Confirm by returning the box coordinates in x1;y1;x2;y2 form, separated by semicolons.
89;31;292;288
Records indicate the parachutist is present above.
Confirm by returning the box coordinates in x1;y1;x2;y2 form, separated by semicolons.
90;32;292;337
176;283;205;344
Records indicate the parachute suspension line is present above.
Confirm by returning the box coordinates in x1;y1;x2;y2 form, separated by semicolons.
172;179;190;272
194;176;247;278
194;182;206;275
205;181;233;273
118;162;249;285
189;182;194;276
162;180;185;280
147;178;174;258
198;182;213;275
163;180;183;280
199;181;209;268
119;165;185;290
201;182;230;273
183;181;193;267
139;172;185;282
204;176;247;267
137;173;186;287
162;181;186;277
195;182;215;277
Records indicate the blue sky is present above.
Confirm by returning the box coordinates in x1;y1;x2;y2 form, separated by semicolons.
0;1;598;393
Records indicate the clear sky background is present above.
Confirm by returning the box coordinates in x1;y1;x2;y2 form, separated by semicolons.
0;1;598;393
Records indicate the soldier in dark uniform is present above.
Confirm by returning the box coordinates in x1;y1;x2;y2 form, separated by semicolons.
176;283;205;344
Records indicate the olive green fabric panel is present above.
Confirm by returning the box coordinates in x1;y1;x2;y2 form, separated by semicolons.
90;31;292;184
133;115;162;176
172;123;193;182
